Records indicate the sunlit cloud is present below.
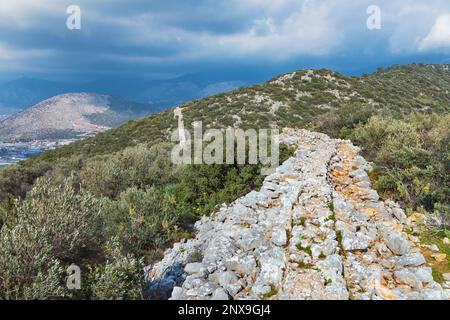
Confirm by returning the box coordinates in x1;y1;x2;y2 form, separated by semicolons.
0;0;450;80
419;14;450;51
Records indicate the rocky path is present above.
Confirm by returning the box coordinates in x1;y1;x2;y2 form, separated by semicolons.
146;129;448;300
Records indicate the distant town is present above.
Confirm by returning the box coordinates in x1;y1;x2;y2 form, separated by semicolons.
0;139;76;166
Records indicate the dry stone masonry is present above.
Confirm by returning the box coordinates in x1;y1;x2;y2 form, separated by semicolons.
146;129;448;300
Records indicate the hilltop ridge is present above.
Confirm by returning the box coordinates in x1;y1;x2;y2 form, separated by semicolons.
24;63;450;162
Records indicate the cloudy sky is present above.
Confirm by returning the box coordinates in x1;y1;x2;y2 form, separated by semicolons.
1;0;450;82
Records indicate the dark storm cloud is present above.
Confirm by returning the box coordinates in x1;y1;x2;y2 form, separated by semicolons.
1;0;450;81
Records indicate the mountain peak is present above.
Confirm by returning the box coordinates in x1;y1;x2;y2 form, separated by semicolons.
0;93;158;142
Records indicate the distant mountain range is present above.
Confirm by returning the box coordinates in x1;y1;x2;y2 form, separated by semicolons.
0;77;72;114
0;93;161;141
0;69;267;115
0;69;268;141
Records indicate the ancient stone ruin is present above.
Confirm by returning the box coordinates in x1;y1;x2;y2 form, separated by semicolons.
147;129;448;300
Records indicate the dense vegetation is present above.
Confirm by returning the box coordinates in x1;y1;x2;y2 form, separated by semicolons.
0;140;291;299
313;107;449;222
0;64;449;299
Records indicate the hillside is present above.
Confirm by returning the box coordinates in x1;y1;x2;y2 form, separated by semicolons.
0;64;448;300
22;63;450;163
0;93;160;141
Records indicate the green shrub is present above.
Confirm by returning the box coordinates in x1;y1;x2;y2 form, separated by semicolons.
89;238;143;300
0;177;103;299
350;113;449;215
81;143;174;198
311;102;378;138
101;186;176;256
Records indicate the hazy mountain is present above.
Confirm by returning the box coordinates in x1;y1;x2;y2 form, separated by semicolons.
0;77;72;113
0;70;262;114
76;72;251;106
0;93;160;141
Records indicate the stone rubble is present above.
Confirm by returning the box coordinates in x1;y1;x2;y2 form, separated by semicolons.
146;129;448;300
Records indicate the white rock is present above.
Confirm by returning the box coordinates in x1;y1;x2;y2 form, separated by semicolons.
184;263;206;275
170;287;185;300
397;252;426;267
415;267;435;285
394;269;421;289
421;288;444;300
224;255;257;275
429;244;440;252
342;230;371;251
217;271;238;288
211;288;230;300
271;228;287;246
384;231;410;256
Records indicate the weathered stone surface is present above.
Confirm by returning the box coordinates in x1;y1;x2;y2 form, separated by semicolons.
394;269;421;289
146;129;447;301
392;207;408;224
384;231;411;256
431;253;447;262
396;252;426;267
415;267;435;285
341;230;371;251
224;254;257;276
421;288;444;300
211;288;230;300
170;286;186;300
217;271;238;288
185;263;207;275
271;228;287;246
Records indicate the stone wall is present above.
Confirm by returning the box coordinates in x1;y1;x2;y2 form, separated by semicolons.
146;129;448;300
